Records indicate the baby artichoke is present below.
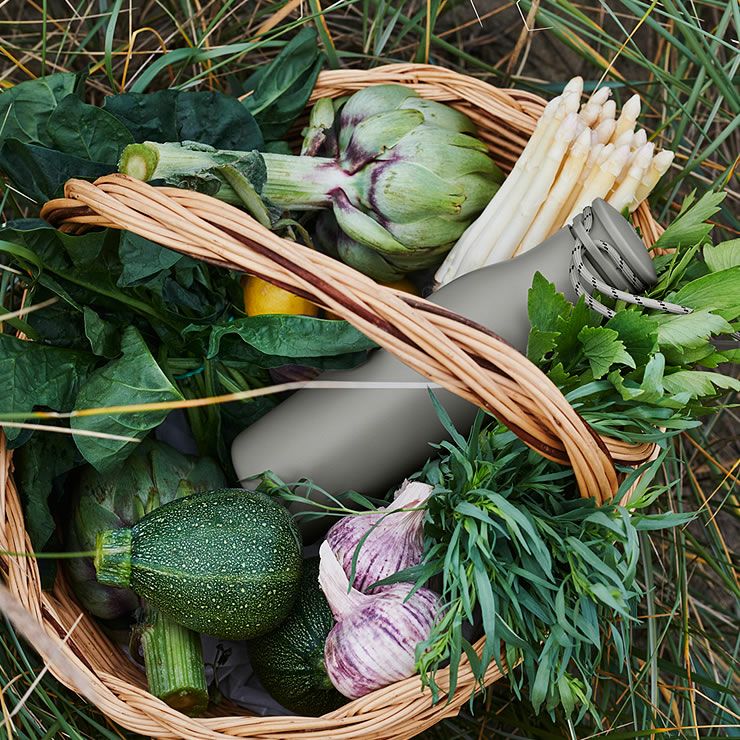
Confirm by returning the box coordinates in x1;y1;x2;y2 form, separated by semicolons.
120;85;502;278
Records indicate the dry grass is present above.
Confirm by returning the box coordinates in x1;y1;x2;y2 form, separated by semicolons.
0;1;737;738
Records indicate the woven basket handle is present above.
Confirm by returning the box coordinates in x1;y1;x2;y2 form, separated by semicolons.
41;174;622;504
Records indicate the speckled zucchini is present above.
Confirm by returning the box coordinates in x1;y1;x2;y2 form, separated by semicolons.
248;557;346;715
94;489;302;640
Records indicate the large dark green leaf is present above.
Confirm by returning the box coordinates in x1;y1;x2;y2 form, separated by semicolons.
14;433;79;550
242;28;324;139
47;94;134;165
70;327;183;471
0;72;82;147
0;139;112;202
0;334;97;443
103;90;263;150
207;314;377;365
117;231;186;286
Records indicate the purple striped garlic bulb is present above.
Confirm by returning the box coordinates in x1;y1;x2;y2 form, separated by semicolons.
318;541;440;698
325;479;433;593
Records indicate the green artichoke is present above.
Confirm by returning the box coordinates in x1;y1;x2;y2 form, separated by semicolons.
120;85;503;279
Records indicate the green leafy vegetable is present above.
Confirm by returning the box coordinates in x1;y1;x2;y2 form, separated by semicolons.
47;94;134;164
14;432;79;550
0;139;113;202
104;90;263;150
577;326;635;378
70;327;182;471
527;191;740;443
0;334;96;443
242;27;324;140
703;238;740;273
405;412;691;723
207;315;377;361
0;72;83;147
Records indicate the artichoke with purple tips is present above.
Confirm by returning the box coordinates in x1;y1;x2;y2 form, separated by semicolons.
120;85;503;279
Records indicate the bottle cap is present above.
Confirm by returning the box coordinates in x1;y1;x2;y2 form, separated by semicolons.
570;199;657;292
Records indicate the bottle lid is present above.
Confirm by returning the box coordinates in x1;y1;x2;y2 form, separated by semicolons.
570;199;657;292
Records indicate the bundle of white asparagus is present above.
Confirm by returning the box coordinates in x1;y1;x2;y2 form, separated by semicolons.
435;77;675;287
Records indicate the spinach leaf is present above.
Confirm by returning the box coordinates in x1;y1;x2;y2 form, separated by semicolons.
0;139;112;202
0;334;97;443
207;314;377;362
117;231;186;285
0;72;82;147
71;327;183;471
104;90;263;150
14;433;79;550
47;94;133;164
243;27;324;139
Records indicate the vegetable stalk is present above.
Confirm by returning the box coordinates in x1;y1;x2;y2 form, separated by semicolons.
135;605;209;717
120;142;348;209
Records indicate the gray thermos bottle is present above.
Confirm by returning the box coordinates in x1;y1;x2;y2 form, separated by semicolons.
232;199;657;538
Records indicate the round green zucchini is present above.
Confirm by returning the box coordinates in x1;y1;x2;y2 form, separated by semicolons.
248;557;346;716
94;488;302;640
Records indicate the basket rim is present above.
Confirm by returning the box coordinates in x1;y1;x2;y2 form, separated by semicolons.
3;62;663;739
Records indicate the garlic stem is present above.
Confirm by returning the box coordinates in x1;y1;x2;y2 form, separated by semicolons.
515;127;591;255
318;541;369;621
607;143;654;213
480;112;579;266
633;149;675;206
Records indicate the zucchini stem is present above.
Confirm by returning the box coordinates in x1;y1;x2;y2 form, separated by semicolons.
136;604;209;716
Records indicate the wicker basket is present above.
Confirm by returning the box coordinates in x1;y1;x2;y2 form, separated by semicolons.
1;64;664;739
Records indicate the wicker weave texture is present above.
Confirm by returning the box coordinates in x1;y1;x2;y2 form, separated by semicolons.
3;64;661;739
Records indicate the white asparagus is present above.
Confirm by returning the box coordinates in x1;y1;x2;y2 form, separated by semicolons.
594;118;616;144
614;129;634;149
612;93;641;142
564;145;631;223
563;75;585;99
597;99;617;123
439;93;576;282
479;113;580;266
579;86;611;126
632;128;648;149
553;143;613;232
633;149;675;207
514;127;592;256
607;143;654;213
433;95;563;286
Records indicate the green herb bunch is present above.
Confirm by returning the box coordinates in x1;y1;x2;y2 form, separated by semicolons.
528;191;739;446
406;404;689;726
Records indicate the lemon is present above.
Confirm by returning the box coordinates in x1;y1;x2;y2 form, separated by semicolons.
243;276;320;318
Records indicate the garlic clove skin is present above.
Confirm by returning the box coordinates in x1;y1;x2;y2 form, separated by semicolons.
324;584;440;699
326;480;433;593
319;539;440;699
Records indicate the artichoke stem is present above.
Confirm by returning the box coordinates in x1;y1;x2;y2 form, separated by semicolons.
137;604;209;717
261;152;350;209
119;141;351;210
